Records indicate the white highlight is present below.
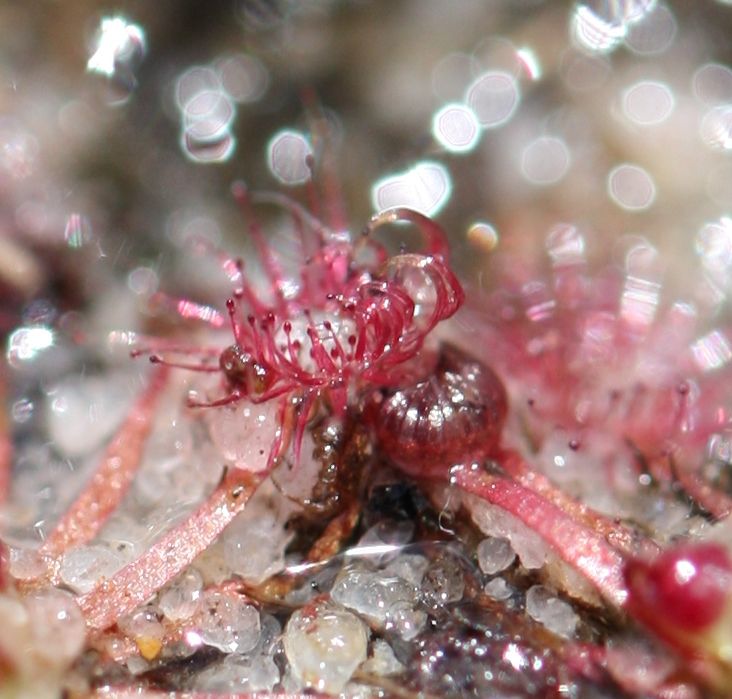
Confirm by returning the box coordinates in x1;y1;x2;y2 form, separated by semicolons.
371;161;452;217
87;16;145;77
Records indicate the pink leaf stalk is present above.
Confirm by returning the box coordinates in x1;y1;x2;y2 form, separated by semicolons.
451;464;628;606
79;467;265;630
498;449;658;558
40;366;170;559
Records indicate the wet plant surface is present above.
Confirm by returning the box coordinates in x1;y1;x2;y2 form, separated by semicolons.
2;2;732;699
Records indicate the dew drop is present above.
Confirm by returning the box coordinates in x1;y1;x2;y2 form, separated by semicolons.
59;544;126;594
25;589;86;667
195;590;261;654
158;568;203;622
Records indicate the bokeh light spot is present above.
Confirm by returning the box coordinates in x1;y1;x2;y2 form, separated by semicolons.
571;1;658;54
571;4;627;54
622;80;674;126
521;137;571;186
516;47;542;81
176;66;237;163
7;327;55;367
87;16;145;78
465;71;520;129
693;63;732;107
696;217;732;274
216;53;269;104
64;213;93;249
371;161;452;217
467;221;499;253
700;106;732;151
86;16;146;104
607;164;656;211
624;2;676;55
267;130;313;186
431;103;480;153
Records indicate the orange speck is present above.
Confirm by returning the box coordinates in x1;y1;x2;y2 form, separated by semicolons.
136;636;162;660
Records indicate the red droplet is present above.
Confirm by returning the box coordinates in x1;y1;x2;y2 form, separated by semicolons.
626;542;732;632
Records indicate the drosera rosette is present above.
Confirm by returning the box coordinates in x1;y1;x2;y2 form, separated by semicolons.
460;222;732;520
0;179;705;696
3;145;732;699
449;221;732;690
0;155;471;688
134;182;464;471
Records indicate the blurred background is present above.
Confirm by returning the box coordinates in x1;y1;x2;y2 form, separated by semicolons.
1;0;732;344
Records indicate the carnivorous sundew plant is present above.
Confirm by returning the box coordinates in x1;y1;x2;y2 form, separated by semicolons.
3;2;732;699
3;166;732;698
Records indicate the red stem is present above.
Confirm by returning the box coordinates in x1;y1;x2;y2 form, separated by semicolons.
79;468;265;630
499;449;659;558
451;464;628;606
41;366;170;558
